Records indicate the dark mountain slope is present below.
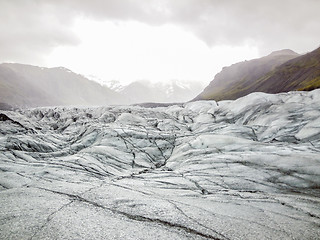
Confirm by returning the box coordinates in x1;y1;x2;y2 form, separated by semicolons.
0;63;125;107
194;49;300;101
250;46;320;93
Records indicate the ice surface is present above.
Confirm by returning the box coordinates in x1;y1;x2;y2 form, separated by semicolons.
1;89;320;239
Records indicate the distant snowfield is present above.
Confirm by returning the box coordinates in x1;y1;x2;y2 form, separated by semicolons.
1;90;320;239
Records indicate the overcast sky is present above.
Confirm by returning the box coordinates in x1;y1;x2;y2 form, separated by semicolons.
1;0;319;84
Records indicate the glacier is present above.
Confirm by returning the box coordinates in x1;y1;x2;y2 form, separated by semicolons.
1;90;320;239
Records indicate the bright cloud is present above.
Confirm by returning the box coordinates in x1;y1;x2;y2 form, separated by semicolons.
47;18;259;84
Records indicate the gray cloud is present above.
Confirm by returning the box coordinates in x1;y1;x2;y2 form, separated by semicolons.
1;0;320;64
0;0;79;63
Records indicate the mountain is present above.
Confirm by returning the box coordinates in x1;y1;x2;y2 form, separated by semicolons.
102;79;205;104
194;49;300;101
1;89;320;239
103;79;125;92
0;63;205;107
249;46;320;93
0;63;125;107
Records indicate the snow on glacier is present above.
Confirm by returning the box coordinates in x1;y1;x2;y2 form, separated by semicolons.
1;90;320;239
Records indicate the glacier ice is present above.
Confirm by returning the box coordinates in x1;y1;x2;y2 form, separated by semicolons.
1;90;320;239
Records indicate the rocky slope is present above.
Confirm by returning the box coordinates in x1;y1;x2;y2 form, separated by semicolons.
0;63;125;107
194;49;303;101
1;89;320;239
250;46;320;93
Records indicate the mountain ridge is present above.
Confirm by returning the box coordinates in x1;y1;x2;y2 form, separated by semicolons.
0;63;125;107
0;63;205;107
251;46;320;92
101;79;205;104
194;46;320;101
194;49;301;101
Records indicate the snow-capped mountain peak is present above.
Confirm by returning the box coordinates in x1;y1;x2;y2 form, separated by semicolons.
101;79;205;103
102;80;126;92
